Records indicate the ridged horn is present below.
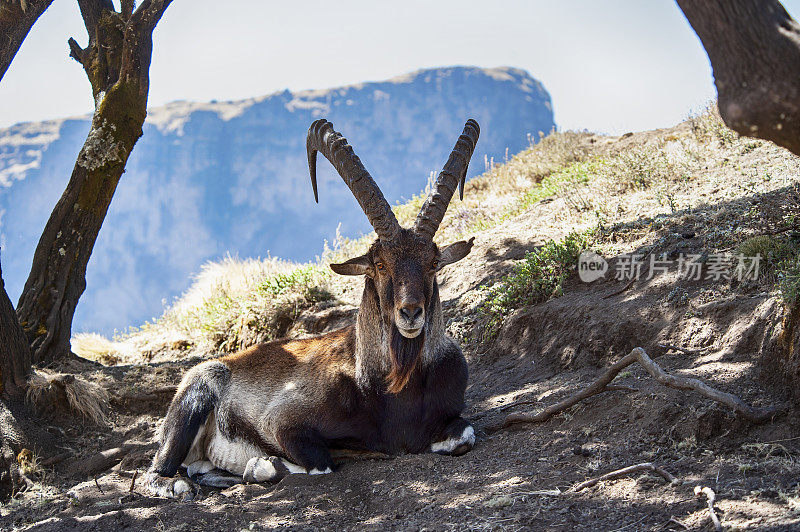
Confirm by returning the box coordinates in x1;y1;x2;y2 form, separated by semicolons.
414;119;480;240
307;119;401;241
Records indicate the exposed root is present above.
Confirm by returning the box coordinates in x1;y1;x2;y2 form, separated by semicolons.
496;385;636;413
667;516;690;530
66;446;131;477
495;347;787;431
26;370;109;425
658;343;706;355
602;277;636;299
694;485;722;531
571;462;678;492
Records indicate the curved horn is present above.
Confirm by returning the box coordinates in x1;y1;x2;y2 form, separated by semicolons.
307;119;401;241
414;119;480;240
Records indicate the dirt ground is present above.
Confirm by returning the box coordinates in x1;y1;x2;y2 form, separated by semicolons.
3;124;800;531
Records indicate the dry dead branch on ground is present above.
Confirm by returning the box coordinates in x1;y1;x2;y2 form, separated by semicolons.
570;462;678;492
694;485;723;531
492;347;786;432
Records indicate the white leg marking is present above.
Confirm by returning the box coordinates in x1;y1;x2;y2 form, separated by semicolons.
276;459;329;475
430;425;475;454
173;479;193;497
186;460;214;478
243;457;278;483
280;459;306;474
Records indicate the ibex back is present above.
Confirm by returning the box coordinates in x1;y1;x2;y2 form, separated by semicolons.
146;119;481;499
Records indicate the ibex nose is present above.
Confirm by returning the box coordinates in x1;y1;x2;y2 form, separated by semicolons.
399;305;423;322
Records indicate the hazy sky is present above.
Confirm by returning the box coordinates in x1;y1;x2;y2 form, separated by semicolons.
3;1;800;134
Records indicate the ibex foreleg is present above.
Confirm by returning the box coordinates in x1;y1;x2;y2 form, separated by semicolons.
430;417;475;456
276;426;335;475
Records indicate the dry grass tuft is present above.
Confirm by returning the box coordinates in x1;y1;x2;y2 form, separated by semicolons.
26;370;109;426
153;256;335;355
16;449;41;478
72;333;125;365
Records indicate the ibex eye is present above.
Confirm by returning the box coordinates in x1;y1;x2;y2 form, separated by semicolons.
431;260;439;270
375;262;386;271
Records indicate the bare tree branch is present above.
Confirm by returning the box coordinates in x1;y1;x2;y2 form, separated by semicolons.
75;0;114;36
493;347;786;431
571;462;678;492
67;37;85;63
677;0;800;156
694;485;723;531
0;0;55;81
119;0;172;89
121;0;134;20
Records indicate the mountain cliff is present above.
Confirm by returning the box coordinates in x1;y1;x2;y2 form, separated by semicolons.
0;66;555;334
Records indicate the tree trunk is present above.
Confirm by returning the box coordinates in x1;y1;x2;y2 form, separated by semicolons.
0;253;34;498
0;254;31;403
0;0;54;82
676;0;800;156
16;0;174;365
0;0;61;502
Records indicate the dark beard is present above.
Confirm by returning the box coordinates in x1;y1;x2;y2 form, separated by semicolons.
386;325;425;394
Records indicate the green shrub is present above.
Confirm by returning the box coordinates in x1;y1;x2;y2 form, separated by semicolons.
778;254;800;307
479;231;593;340
162;260;334;353
735;235;800;306
689;104;739;146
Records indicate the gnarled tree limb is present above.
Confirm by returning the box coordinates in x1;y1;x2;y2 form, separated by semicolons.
0;0;55;82
677;0;800;156
571;462;678;492
494;347;786;431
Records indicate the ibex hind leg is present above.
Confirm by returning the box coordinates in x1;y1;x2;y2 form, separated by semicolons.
194;468;243;488
145;361;230;500
183;459;242;488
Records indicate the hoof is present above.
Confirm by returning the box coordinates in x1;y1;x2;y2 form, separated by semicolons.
243;456;291;483
431;425;475;456
144;472;200;501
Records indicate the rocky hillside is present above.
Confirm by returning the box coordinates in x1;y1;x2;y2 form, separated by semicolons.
0;66;554;335
5;108;799;531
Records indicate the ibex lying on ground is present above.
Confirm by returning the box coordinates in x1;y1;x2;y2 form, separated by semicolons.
145;118;480;499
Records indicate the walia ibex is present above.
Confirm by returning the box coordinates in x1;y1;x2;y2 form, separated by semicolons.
145;118;480;499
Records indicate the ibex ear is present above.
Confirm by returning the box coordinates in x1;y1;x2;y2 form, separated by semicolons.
438;237;475;270
330;254;374;276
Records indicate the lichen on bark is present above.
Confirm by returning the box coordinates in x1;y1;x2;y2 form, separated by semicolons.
76;120;124;171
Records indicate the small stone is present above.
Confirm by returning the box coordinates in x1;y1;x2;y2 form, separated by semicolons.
572;446;592;457
484;495;513;508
